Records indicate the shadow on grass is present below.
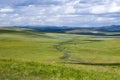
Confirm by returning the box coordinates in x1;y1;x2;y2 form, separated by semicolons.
85;40;103;42
64;61;120;66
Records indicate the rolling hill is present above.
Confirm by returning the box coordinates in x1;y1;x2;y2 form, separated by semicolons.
0;27;120;80
13;25;120;36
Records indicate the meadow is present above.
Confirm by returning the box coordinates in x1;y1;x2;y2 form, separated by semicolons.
0;28;120;80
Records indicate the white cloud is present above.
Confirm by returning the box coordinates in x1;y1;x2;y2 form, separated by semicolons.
0;7;14;13
96;17;116;22
90;5;107;14
0;0;120;27
109;2;120;13
0;14;7;17
90;0;120;14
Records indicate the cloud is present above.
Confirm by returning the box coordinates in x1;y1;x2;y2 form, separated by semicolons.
90;2;120;14
0;7;14;13
96;17;116;22
0;0;120;27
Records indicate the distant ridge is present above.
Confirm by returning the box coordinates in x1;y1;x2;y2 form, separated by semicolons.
15;25;120;32
97;25;120;32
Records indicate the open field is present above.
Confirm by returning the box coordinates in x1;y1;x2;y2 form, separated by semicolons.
0;28;120;80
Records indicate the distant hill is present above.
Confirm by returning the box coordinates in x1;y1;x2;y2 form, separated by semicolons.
65;25;120;36
14;25;120;36
15;26;76;33
15;25;120;32
97;25;120;32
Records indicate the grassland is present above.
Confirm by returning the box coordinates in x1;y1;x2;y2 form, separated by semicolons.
61;37;120;63
0;27;120;80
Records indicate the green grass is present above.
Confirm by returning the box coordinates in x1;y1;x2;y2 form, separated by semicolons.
61;37;120;63
0;60;120;80
0;29;64;62
0;28;120;80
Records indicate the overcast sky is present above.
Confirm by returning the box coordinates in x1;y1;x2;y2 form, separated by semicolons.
0;0;120;27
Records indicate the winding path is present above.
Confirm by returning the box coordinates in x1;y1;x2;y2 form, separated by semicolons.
53;38;120;66
53;38;75;60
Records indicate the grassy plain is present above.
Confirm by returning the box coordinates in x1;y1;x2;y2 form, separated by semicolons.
0;28;120;80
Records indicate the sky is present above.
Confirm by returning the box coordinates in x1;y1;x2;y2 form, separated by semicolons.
0;0;120;27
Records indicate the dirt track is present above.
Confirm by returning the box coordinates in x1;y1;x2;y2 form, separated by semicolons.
53;39;75;60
